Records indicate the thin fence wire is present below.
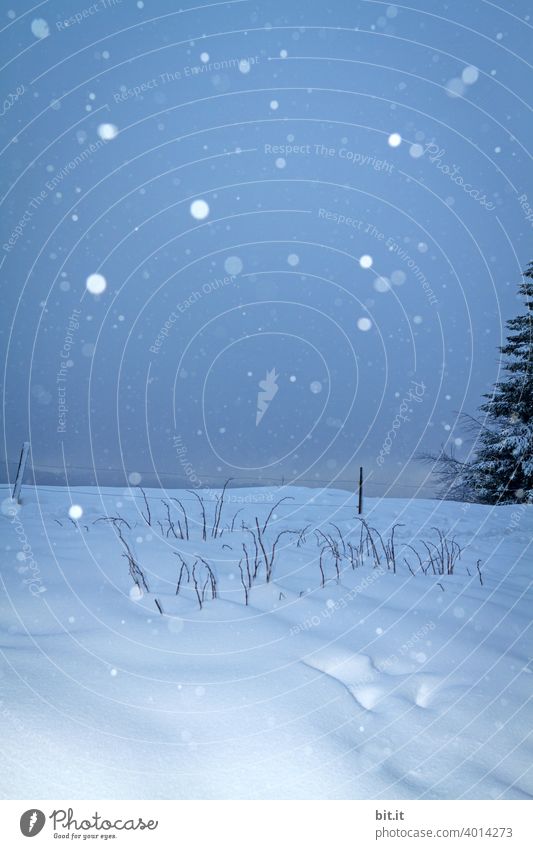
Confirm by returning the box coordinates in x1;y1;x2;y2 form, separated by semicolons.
1;457;437;504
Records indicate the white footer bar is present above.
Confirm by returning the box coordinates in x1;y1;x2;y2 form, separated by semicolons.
0;799;530;848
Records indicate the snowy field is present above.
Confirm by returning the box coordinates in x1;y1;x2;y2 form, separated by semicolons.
0;484;531;800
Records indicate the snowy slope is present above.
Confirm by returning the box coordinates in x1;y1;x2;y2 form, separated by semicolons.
0;485;531;800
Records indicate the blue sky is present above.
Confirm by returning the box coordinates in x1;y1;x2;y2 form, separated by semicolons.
1;0;532;497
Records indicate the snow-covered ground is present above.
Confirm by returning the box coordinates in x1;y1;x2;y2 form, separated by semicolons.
0;485;531;800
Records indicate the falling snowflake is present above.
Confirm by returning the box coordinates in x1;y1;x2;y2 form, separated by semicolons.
462;66;479;85
224;256;243;275
190;199;210;220
97;123;119;141
31;19;49;39
86;273;106;295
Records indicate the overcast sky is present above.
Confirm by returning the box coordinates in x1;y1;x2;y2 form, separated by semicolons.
1;0;532;497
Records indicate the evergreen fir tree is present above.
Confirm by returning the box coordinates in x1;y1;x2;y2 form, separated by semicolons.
422;264;533;503
468;263;533;503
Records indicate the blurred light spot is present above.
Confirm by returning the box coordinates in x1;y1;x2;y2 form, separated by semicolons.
224;256;243;275
446;78;465;97
1;498;19;517
391;269;406;285
190;199;210;220
68;505;83;520
86;273;106;294
97;123;119;141
31;18;49;38
462;65;479;85
374;276;391;293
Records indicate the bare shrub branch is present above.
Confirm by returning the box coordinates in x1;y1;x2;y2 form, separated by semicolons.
261;496;294;534
230;509;244;532
187;490;207;540
138;487;152;526
238;559;249;605
171;498;189;540
212;479;232;538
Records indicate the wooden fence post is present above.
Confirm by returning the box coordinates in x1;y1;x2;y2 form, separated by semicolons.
12;441;30;503
358;466;364;515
